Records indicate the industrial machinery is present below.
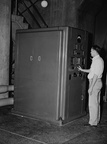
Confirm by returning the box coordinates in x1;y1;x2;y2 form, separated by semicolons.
13;27;91;125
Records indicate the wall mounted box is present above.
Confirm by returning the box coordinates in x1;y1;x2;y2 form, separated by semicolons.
13;27;90;125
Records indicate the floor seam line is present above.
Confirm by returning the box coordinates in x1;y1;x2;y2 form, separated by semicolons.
0;128;47;144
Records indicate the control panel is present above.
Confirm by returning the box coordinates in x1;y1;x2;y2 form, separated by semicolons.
68;33;87;80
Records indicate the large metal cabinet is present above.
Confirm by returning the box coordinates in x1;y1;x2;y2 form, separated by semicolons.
13;27;90;125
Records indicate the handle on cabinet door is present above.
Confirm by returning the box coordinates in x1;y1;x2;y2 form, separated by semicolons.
38;56;41;61
30;56;33;61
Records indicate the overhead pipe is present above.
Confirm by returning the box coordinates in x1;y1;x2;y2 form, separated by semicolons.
0;98;14;106
0;85;14;106
0;85;14;93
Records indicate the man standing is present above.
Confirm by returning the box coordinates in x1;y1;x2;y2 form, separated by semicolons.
78;45;104;127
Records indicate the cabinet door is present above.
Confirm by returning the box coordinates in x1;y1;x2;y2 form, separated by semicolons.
14;33;34;114
31;31;62;121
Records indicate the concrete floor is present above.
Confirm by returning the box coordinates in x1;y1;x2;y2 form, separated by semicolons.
0;103;107;144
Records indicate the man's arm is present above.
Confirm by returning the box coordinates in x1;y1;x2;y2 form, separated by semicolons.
88;74;98;95
77;66;90;73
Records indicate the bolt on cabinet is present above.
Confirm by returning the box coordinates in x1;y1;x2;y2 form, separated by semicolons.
13;27;90;125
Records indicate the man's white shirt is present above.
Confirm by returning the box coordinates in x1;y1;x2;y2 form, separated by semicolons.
88;55;104;79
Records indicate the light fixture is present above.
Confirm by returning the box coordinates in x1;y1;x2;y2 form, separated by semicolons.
41;0;48;8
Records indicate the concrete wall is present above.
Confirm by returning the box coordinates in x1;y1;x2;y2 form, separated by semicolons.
94;2;107;97
95;4;107;49
35;0;79;27
0;0;11;99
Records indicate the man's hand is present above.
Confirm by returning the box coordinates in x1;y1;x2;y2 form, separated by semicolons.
77;66;82;71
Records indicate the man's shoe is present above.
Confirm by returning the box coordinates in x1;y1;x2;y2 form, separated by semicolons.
84;123;97;127
91;125;97;128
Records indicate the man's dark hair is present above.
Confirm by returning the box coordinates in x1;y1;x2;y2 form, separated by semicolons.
92;45;102;55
